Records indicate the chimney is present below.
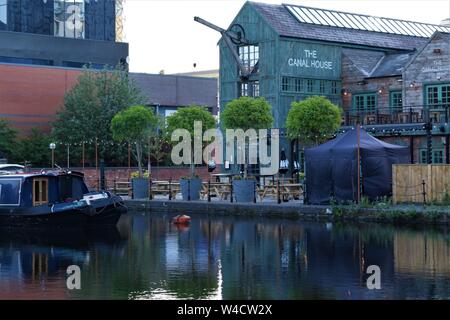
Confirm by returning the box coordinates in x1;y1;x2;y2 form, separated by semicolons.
440;18;450;27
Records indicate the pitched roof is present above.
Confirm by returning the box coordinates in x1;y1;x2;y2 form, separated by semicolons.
249;2;433;50
368;52;414;78
342;49;385;76
130;73;217;110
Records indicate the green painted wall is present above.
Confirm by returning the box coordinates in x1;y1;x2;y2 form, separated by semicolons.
219;2;343;172
219;3;342;131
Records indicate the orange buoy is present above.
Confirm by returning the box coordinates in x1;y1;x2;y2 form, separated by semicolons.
172;214;191;224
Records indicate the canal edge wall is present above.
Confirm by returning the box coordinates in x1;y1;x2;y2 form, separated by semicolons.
124;200;449;225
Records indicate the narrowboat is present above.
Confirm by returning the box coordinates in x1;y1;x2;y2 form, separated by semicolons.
0;170;126;227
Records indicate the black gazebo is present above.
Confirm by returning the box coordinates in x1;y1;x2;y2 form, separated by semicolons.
305;128;410;204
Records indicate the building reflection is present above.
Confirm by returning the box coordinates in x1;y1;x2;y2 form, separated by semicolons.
0;214;448;299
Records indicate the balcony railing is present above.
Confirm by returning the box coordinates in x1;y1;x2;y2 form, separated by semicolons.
343;105;450;126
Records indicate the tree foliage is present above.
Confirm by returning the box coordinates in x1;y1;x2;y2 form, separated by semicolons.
286;96;342;145
0;121;55;167
166;106;216;176
221;97;274;177
0;119;18;162
111;105;158;176
221;97;273;131
166;105;216;137
52;66;146;163
16;128;52;167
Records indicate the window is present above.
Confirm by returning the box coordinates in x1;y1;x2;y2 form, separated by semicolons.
390;91;402;112
0;179;21;206
294;78;303;92
252;81;260;97
280;77;341;97
319;80;325;94
355;95;365;112
33;178;48;206
281;77;290;92
240;82;249;96
238;45;259;74
306;79;314;93
419;149;444;164
331;81;338;94
62;61;105;69
54;0;85;39
426;84;450;109
352;93;377;113
0;0;6;29
0;56;53;66
240;81;259;97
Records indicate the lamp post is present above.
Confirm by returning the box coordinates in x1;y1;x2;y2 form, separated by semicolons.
49;143;56;168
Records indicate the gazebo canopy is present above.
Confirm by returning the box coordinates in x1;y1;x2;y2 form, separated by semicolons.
305;128;410;204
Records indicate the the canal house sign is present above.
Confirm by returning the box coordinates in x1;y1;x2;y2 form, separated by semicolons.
280;41;341;78
288;50;333;70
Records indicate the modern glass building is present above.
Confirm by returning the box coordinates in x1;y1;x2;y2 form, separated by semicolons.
0;0;128;133
0;0;127;68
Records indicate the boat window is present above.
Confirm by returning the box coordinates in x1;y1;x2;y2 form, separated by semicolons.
33;178;48;206
59;175;73;201
0;179;21;206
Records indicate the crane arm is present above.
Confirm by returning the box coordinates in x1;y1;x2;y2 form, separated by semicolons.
194;16;250;78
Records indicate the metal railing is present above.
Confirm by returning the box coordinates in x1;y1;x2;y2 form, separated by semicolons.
343;105;450;126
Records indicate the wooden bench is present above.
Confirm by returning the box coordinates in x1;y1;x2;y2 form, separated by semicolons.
201;182;232;200
113;181;132;196
150;181;180;199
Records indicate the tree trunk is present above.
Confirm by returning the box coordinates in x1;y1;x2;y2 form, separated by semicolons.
190;147;195;178
244;142;249;179
136;142;143;178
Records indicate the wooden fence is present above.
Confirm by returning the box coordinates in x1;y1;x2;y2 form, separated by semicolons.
392;164;450;204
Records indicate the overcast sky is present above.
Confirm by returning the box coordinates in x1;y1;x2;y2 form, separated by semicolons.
123;0;450;74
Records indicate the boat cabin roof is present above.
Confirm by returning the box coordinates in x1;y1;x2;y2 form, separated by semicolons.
0;170;84;180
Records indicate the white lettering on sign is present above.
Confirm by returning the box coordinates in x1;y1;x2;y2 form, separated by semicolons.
421;60;450;73
288;49;333;70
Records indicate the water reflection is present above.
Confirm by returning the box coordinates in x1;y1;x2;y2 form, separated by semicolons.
0;213;448;300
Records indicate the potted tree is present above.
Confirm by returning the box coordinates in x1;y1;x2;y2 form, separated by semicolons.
286;96;342;203
166;106;216;200
286;96;342;146
221;97;274;202
111;105;158;199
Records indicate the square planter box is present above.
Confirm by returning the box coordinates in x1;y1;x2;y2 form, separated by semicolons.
233;179;256;202
132;178;149;199
180;178;202;201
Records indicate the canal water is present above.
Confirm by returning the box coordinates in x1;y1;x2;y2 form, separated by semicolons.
0;211;448;300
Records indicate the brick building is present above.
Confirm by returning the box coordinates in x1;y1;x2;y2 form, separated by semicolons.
214;1;450;173
0;0;128;134
0;1;217;136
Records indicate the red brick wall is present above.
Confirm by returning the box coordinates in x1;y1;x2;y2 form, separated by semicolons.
61;166;213;188
0;64;81;134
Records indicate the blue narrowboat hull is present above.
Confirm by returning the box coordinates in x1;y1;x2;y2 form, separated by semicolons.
0;196;127;228
0;170;127;228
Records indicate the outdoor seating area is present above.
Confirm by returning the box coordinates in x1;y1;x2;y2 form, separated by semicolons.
107;176;304;203
343;106;449;126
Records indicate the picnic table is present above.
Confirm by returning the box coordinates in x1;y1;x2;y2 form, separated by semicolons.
201;182;232;200
150;180;180;199
258;180;303;201
113;181;132;196
210;173;239;182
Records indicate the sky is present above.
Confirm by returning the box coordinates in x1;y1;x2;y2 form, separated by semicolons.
123;0;450;74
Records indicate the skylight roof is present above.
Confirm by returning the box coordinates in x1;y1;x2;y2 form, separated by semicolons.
284;4;450;38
